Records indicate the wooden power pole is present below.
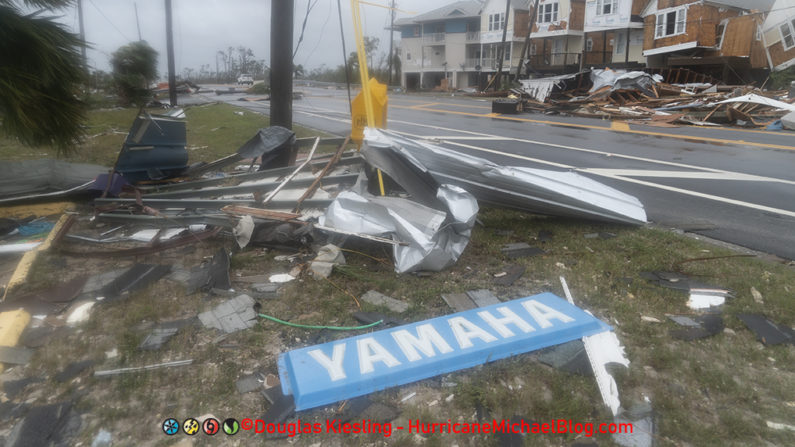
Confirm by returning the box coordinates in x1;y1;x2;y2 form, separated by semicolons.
165;0;177;106
493;0;511;90
77;0;87;69
271;0;294;129
388;0;395;85
515;0;539;79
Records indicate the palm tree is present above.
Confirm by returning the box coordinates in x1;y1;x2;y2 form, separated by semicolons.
0;0;87;153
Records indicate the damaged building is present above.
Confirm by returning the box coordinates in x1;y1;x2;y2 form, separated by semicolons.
398;0;792;89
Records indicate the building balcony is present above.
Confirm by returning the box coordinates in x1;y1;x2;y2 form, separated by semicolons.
526;52;581;69
423;33;445;44
464;58;481;69
466;31;480;42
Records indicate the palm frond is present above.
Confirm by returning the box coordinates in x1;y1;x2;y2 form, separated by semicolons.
0;1;73;11
0;5;87;153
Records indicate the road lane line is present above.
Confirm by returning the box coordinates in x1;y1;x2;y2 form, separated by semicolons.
579;169;784;182
437;140;795;218
386;119;795;185
611;121;630;131
291;108;795;217
591;173;795;218
410;102;442;109
292;108;795;186
389;104;795;151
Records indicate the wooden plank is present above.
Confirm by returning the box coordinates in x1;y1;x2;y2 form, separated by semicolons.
260;137;320;206
221;205;301;221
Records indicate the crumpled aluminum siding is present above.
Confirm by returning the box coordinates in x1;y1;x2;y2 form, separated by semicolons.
365;128;647;225
321;174;478;273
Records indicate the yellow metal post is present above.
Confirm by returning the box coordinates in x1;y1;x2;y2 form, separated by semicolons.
350;0;386;195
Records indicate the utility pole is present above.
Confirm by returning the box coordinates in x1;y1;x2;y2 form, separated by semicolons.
271;0;294;129
134;3;142;40
515;0;539;79
77;0;87;70
388;0;395;85
337;0;352;113
493;0;511;90
165;0;177;106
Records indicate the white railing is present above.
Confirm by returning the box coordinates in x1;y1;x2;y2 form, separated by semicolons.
423;33;445;44
466;31;480;42
465;58;481;68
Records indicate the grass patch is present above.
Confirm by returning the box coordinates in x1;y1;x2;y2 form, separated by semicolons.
5;108;794;446
0;102;329;167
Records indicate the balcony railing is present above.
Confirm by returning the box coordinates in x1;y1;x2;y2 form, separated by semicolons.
526;52;581;68
464;58;481;68
466;31;480;42
423;33;445;44
582;51;614;65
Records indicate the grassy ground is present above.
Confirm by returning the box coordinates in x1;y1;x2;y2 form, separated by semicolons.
1;102;793;446
0;101;326;167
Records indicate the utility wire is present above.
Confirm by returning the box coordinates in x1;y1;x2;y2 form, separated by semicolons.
303;0;333;66
294;0;319;58
87;0;132;41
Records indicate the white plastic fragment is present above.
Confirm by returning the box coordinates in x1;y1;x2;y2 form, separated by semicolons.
400;391;416;403
269;273;295;283
561;276;630;417
766;420;795;431
687;292;726;309
233;215;255;248
66;302;95;326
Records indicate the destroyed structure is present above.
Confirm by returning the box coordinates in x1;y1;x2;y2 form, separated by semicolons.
397;0;793;91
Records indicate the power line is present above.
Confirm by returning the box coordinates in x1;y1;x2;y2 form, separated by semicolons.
294;0;319;58
87;0;132;41
303;0;333;66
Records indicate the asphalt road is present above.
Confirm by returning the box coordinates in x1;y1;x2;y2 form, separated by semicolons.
200;85;795;260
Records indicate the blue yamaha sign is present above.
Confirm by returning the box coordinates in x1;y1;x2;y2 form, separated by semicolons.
278;293;611;410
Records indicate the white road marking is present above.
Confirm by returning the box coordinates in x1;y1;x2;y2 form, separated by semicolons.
579;169;779;182
386;120;795;185
289;107;795;217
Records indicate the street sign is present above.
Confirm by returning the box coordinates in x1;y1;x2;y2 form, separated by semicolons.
278;292;611;410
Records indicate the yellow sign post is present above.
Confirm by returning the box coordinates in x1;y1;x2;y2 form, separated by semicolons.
351;77;388;145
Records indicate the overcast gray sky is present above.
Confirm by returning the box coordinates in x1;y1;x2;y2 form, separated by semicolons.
53;0;443;80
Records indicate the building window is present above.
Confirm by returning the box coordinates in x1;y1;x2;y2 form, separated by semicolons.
406;52;411;60
538;2;559;24
615;32;625;54
489;12;505;31
780;18;795;50
715;20;727;49
586;37;593;52
413;26;420;37
596;0;618;16
655;7;687;39
756;25;762;41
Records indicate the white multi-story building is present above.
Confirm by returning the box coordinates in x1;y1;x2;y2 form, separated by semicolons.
395;1;483;90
